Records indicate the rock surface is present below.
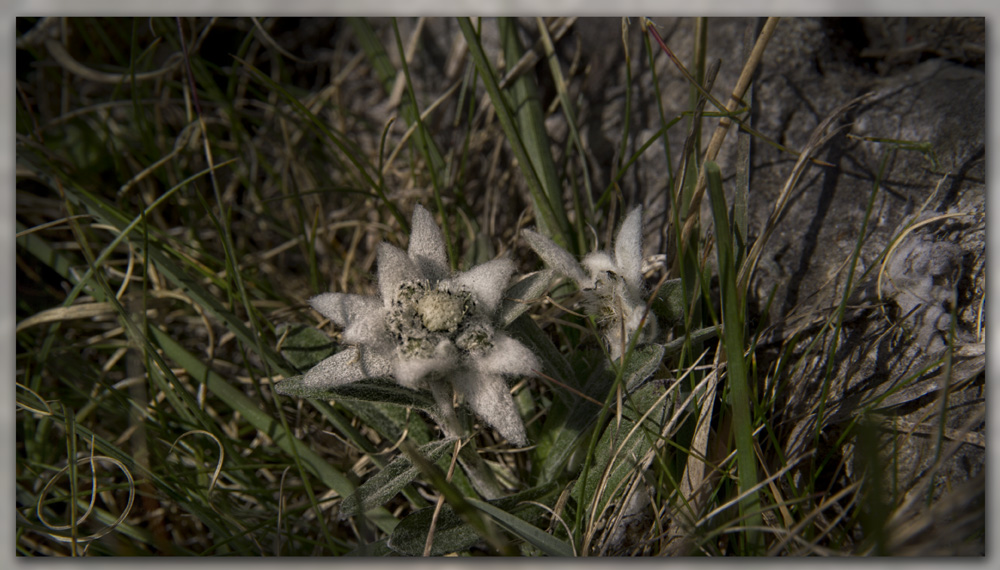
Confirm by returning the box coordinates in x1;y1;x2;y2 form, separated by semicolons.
535;17;985;554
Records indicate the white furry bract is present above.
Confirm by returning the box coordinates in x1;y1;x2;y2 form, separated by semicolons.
524;206;658;360
290;204;538;446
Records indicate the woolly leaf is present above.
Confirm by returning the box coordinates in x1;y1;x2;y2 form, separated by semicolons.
274;376;437;411
386;482;556;556
614;206;644;290
341;438;457;517
452;257;515;315
650;278;686;327
523;229;588;285
572;381;672;523
621;343;666;392
498;269;554;328
301;348;393;389
276;323;337;370
377;243;420;304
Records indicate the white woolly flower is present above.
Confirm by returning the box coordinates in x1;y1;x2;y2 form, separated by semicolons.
292;205;539;446
523;206;657;360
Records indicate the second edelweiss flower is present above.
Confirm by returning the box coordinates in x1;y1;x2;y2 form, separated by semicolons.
524;206;658;360
279;205;539;446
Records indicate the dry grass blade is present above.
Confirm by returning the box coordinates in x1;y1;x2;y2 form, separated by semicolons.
167;430;226;494
16;302;115;332
250;17;307;64
498;17;577;89
737;94;869;292
651;16;778;248
386;17;427;110
695;447;810;529
36;455;137;544
876;212;970;303
686;17;779;220
44;38;184;83
381;79;462;176
423;439;463;557
884;472;984;555
676;354;721;521
15;214;94;237
766;480;860;555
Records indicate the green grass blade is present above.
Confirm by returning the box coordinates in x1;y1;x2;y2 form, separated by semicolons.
148;326;400;535
387;480;555;556
498;18;572;248
705;160;761;552
71;182;290;374
467;497;575;557
457;17;570;250
389;19;456;266
235;57;409;232
535;17;594;246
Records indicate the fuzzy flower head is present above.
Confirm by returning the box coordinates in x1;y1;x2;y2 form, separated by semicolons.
290;205;538;446
524;206;657;360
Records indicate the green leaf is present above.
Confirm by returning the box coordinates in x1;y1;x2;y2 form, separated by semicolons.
531;345;664;484
572;380;672;527
467;497;575;557
507;313;574;385
276;324;337;370
345;537;396;557
340;399;434;446
274;376;438;411
387;482;556;556
341;438;457;517
651;277;686;327
621;343;666;392
532;408;596;483
498;270;554;328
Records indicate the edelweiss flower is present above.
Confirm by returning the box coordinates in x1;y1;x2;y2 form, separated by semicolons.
524;206;657;360
285;205;539;446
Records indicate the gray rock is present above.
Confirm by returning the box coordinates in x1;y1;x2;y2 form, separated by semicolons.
556;17;985;553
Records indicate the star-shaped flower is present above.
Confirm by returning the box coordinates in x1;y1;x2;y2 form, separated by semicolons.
279;205;539;446
523;206;658;360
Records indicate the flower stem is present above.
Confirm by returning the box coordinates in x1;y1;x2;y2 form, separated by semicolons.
430;380;464;439
429;380;502;499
